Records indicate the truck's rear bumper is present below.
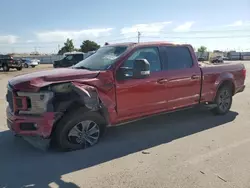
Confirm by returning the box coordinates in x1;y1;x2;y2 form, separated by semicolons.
235;85;245;94
6;107;55;138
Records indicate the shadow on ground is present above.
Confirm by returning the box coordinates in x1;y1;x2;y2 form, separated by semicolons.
0;108;238;188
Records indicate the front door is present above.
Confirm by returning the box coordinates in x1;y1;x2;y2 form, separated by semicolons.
63;55;74;67
115;46;169;122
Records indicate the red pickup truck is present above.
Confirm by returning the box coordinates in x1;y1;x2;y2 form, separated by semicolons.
6;42;246;151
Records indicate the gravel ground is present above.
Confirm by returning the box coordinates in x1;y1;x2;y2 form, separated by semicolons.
0;62;250;188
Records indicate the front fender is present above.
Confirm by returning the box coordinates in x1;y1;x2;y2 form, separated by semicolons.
71;82;116;125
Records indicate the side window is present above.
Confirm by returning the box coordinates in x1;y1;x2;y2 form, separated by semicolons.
74;54;84;61
164;46;193;70
65;55;73;61
5;55;10;60
123;47;161;72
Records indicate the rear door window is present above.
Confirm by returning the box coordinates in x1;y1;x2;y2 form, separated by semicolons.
163;46;193;70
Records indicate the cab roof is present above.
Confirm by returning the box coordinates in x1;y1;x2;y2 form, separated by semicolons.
108;41;191;48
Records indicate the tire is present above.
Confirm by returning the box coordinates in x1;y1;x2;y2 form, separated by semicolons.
24;63;28;68
31;65;35;68
16;67;22;71
211;85;233;115
2;64;9;72
54;109;106;151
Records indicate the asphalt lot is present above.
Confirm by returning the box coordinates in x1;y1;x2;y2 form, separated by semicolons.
0;62;250;188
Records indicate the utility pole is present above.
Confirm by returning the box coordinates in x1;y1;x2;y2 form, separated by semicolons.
137;31;141;43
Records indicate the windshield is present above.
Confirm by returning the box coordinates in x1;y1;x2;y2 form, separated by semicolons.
73;45;128;70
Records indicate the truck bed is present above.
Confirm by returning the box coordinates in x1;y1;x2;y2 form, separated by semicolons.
199;61;245;103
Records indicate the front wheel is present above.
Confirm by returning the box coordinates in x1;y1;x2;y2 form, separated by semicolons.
211;85;232;115
54;110;106;151
24;63;29;68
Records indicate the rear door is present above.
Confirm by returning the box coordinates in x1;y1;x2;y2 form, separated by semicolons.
115;46;169;122
161;45;201;110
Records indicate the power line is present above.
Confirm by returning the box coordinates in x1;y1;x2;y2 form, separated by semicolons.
1;35;249;48
150;29;250;35
107;37;137;43
141;35;250;39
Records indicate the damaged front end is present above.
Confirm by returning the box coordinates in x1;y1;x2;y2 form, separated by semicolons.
6;81;109;151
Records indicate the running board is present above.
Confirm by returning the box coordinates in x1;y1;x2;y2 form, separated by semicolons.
109;104;201;127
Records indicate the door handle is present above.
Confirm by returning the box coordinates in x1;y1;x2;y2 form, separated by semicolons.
157;78;168;84
191;75;200;80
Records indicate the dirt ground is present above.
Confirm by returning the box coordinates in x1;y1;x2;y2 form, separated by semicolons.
0;63;250;188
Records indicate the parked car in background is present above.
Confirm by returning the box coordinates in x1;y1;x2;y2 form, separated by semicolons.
197;57;205;61
21;58;39;68
53;52;85;68
0;55;22;71
210;56;224;63
222;56;230;60
6;42;246;151
31;58;40;64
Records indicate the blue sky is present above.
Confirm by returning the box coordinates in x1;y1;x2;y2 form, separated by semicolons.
0;0;250;53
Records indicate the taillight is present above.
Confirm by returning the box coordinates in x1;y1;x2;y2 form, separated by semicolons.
242;68;246;79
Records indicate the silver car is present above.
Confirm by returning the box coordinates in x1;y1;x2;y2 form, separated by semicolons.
21;58;39;68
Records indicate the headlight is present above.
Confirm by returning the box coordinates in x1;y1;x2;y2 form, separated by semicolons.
51;83;72;93
17;91;54;115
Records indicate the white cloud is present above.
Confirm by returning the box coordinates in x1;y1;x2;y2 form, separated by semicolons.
226;20;250;27
36;28;114;42
0;35;18;44
173;21;195;32
120;21;172;37
26;40;35;43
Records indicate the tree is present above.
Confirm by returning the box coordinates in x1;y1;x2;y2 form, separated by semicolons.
197;46;207;53
58;38;75;55
80;40;100;53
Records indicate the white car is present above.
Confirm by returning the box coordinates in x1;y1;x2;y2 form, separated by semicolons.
21;58;39;68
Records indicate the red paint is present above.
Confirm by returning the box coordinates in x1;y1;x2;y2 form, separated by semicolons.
7;107;55;138
7;42;246;138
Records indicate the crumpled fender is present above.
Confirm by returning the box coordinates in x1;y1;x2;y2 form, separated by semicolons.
71;82;116;124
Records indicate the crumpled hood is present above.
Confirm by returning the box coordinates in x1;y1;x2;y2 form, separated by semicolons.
9;68;100;91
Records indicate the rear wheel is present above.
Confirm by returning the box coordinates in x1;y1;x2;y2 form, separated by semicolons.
24;63;28;68
16;66;22;71
211;85;232;115
54;109;106;151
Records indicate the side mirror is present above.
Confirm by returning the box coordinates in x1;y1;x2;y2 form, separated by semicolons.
133;59;150;79
117;59;150;80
